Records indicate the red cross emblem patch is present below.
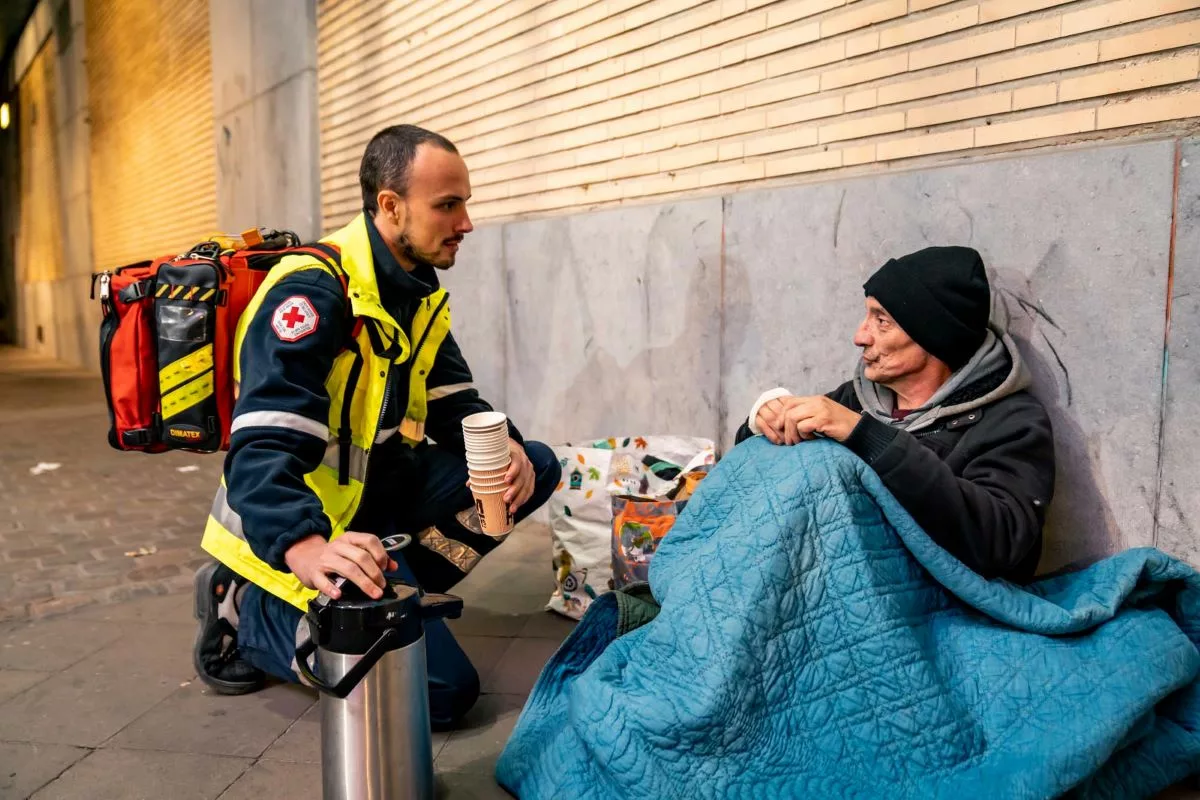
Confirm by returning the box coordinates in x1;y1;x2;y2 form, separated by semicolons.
271;296;319;342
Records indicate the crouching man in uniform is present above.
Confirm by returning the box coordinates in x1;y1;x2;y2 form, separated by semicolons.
191;125;561;728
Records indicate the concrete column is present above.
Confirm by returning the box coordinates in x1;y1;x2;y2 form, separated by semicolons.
51;0;95;369
209;0;321;242
2;0;94;367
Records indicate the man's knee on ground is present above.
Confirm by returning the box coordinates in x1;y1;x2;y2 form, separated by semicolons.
235;584;308;683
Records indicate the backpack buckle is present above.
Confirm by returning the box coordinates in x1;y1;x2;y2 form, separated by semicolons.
118;280;152;304
121;428;157;447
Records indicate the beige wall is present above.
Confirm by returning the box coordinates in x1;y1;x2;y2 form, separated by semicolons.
16;44;65;288
317;0;1200;226
86;0;217;270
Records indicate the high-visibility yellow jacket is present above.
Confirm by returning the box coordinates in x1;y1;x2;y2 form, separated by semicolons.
201;214;453;610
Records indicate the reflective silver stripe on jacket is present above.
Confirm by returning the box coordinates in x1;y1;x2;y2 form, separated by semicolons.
427;382;474;401
232;411;365;482
321;439;369;482
231;410;330;440
210;484;245;540
375;426;400;444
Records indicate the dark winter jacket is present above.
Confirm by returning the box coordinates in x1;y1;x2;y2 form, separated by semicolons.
736;327;1054;583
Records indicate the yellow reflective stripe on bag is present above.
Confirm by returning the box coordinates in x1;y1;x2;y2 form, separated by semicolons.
159;344;214;394
162;371;215;419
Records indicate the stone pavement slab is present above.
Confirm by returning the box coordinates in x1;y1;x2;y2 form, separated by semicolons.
457;635;519;692
0;618;122;671
0;743;89;799
72;591;197;625
259;701;322;764
28;748;251;800
218;759;321;800
482;638;561;696
0;669;51;704
109;681;316;758
434;694;527;775
0;622;195;747
435;770;519;799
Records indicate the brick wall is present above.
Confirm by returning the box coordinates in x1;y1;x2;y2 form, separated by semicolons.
87;0;217;269
317;0;1200;226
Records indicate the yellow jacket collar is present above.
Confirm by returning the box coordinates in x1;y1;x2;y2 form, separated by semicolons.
322;213;398;330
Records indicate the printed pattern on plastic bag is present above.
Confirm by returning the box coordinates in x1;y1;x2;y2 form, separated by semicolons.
546;436;714;619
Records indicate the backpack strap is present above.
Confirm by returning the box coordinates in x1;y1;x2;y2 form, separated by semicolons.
303;243;347;290
289;241;362;484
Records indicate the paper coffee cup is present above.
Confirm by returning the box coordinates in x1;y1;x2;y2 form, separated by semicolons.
468;465;506;484
465;446;509;461
468;462;508;475
464;423;507;435
464;431;508;450
462;411;508;430
466;450;508;460
466;451;508;463
464;440;507;451
472;488;514;536
464;426;507;438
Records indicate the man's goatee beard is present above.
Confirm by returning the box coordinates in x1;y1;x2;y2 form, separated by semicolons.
398;233;446;270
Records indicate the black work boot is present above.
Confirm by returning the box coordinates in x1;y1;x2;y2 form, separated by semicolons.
192;561;266;695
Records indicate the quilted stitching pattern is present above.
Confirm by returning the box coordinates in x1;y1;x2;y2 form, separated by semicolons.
498;439;1200;800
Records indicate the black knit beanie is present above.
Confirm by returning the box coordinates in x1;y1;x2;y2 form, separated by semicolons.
862;246;991;371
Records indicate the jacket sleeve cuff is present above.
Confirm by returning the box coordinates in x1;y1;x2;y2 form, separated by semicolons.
735;419;754;445
506;420;525;445
747;387;792;435
263;518;332;572
843;413;899;465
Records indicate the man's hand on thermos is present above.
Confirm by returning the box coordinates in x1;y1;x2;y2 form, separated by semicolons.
285;532;398;600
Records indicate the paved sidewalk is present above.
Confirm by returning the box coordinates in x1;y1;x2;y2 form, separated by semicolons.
0;348;221;621
0;517;570;799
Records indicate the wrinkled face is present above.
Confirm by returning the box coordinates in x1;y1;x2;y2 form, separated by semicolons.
852;297;935;385
379;143;474;269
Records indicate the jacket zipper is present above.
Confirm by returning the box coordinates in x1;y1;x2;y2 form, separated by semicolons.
339;293;446;483
392;293;447;446
375;366;392;450
410;293;449;366
362;319;394;449
337;342;365;486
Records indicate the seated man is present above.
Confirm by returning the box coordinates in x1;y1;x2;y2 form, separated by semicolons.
736;246;1054;582
191;125;561;728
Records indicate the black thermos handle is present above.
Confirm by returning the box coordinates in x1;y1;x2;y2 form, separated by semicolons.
294;626;403;699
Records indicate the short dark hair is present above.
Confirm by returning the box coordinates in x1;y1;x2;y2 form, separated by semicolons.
359;125;459;215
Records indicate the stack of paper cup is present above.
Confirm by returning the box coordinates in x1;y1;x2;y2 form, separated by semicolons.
462;411;514;536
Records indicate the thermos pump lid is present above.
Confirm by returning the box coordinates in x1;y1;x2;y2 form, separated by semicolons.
307;582;425;655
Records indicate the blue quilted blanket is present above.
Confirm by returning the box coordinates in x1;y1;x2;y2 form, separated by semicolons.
497;439;1200;799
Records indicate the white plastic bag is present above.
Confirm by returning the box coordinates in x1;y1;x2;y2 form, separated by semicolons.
546;436;715;619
